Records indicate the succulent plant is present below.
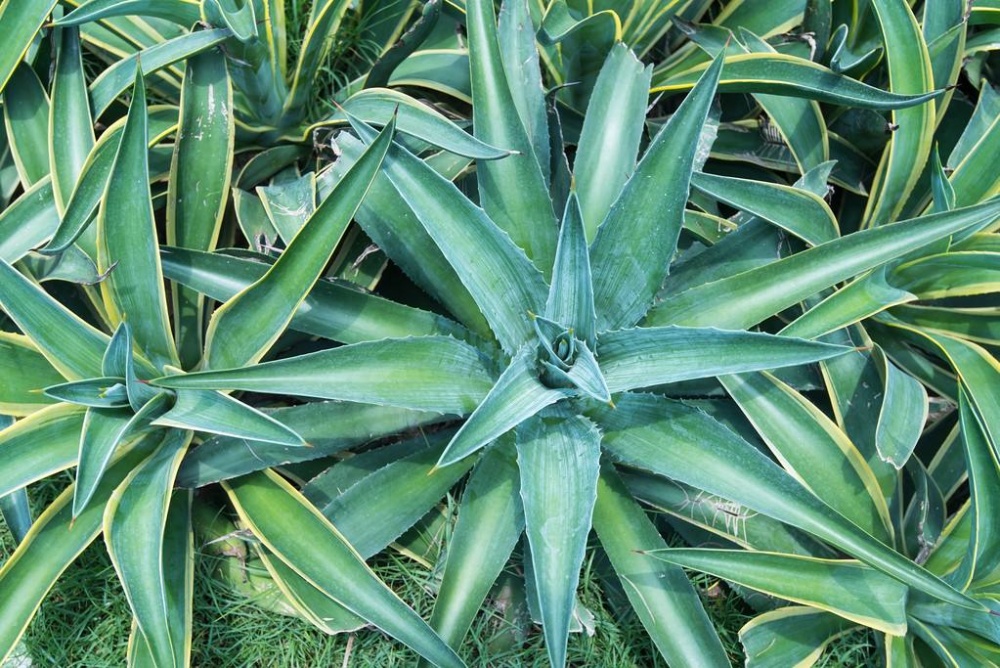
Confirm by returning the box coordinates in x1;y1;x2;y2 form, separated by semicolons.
2;0;1000;666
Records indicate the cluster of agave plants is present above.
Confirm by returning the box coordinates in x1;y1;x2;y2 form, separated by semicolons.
1;0;1000;665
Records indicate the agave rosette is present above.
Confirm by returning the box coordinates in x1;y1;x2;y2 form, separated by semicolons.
151;0;1000;665
2;0;1000;665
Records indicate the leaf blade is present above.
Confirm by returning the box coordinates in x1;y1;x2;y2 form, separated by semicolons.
223;469;465;668
598;326;850;393
154;336;494;415
517;414;601;668
590;51;723;330
167;48;233;368
204;120;393;369
97;68;179;369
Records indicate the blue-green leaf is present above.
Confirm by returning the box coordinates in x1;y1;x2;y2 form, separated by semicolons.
590;52;723;330
517;414;601;668
152;389;305;446
598;326;849;393
437;346;569;468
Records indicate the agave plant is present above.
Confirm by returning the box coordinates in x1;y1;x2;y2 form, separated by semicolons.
3;0;1000;665
147;0;1000;666
631;2;1000;663
0;20;531;659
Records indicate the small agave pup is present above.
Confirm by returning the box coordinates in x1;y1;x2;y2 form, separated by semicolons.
154;0;1000;663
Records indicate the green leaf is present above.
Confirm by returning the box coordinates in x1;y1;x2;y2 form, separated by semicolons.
517;414;601;668
890;304;1000;348
349;119;549;353
42;107;181;256
590;51;723;331
317;434;474;558
104;430;192;668
907;329;1000;463
592;465;729;667
3;63;51;186
437;346;569;468
598;326;850;393
315;88;512;160
889;252;1000;299
931;145;957;212
223;469;465;668
177;401;444;487
720;372;892;542
0;177;60;263
738;28;829;173
160;247;468;343
0;404;84;498
875;327;961;407
204;121;392;370
544;341;610;403
779;267;916;340
154;336;494;415
0;333;63;415
74;395;171;517
573;43;651;240
685;23;830;174
901;457;945;566
151;389;305;446
20;246;102;284
202;0;257;41
428;439;524;651
49;26;96;214
363;0;441;91
303;439;427;508
236;145;308;189
466;0;557;274
167;48;233;369
0;487;31;544
910;618;999;666
622;471;823;555
592;393;980;610
89;29;232;119
120;325;160;411
156;492;194;665
875;355;928;469
103;323;131;378
54;0;202;27
538;1;620;111
0;0;58;95
923;0;966;92
909;598;1000;647
690;171;838;246
327;133;489;338
497;0;549;177
0;432;157;665
948;85;1000;169
645;198;1000;329
97;67;179;370
959;386;1000;585
740;607;858;668
545;192;596;347
256;173;315;245
651;52;943;110
254;545;365;634
43;377;131;408
652;549;907;633
945;98;1000;211
862;0;935;227
0;258;109;380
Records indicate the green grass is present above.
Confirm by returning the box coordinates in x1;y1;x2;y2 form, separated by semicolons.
1;479;876;667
